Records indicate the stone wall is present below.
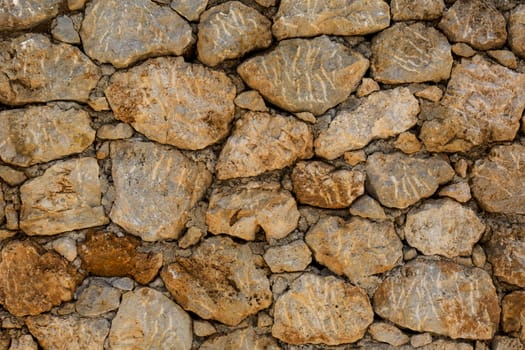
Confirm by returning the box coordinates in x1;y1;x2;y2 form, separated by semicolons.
0;0;524;349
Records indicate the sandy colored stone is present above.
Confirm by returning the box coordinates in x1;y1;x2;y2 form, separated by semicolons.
170;0;208;21
374;257;500;340
485;224;525;287
344;150;366;166
438;182;471;203
391;0;445;21
292;161;365;208
9;335;37;350
369;322;409;347
51;15;80;45
452;43;476;57
294;112;316;123
109;288;192;350
76;280;121;317
263;240;312;273
356;78;380;97
439;0;506;50
502;291;525;341
107;58;235;149
272;273;373;345
50;237;77;262
509;5;525;58
371;23;452;84
255;0;275;6
234;91;268;112
0;105;95;167
366;152;454;209
411;333;433;348
178;227;204;249
96;123;133;140
472;245;487;268
0;34;101;105
216;112;313;179
492;336;524;350
415;86;443;102
315;88;419;159
68;0;86;10
349;195;387;220
200;327;280;350
394;132;422;154
0;0;62;31
161;236;272;326
487;50;518;69
206;181;299;241
238;36;369;115
193;321;216;337
81;0;193;68
20;158;107;236
4;204;16;230
87;96;110;112
272;0;390;40
0;166;26;186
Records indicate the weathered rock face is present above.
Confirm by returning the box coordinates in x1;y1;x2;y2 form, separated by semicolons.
215;112;313;179
197;1;272;66
371;23;452;84
315;88;419;159
161;236;272;326
365;152;455;209
110;140;211;241
0;240;83;317
390;0;445;21
502;291;525;343
291;161;365;209
263;240;312;273
374;258;500;340
369;322;409;347
272;273;373;345
75;280;121;317
81;0;193;68
485;225;525;288
420;56;525;153
237;36;369;115
105;57;236;150
0;0;62;31
170;0;208;21
306;216;402;282
200;327;280;350
509;5;525;58
109;288;192;350
206;181;299;241
471;144;525;215
272;0;390;40
0;34;101;105
20;158;108;236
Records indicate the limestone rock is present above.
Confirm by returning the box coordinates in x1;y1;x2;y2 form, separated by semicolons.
206;181;300;241
509;5;525;58
451;43;477;57
420;56;525;153
76;280;121;317
291;161;365;208
374;257;500;340
356;78;380;97
0;240;82;317
368;322;409;347
263;240;312;273
51;15;81;45
349;195;387;220
415;86;443;102
394;132;422;155
306;216;402;283
404;199;485;258
272;273;373;345
390;0;445;21
9;335;37;350
237;36;369;115
216;112;313;179
0;166;26;186
411;333;432;348
0;191;4;225
485;224;525;287
365;152;454;209
234;91;268;112
96;123;133;140
438;182;471;203
20;158;108;236
105;57;236;150
197;1;272;66
315;88;419;159
193;321;216;338
108;288;192;350
439;0;507;50
200;327;280;350
371;23;452;84
487;50;518;70
491;336;524;350
344;150;367;166
50;237;78;262
170;0;208;21
161;236;272;326
110;140;211;241
272;0;389;40
502;291;525;341
0;104;95;167
81;0;193;68
0;34;101;105
0;0;62;31
68;0;86;10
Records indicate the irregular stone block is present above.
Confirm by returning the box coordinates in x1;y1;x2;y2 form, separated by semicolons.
368;322;409;347
349;195;387;220
0;0;62;31
200;327;279;350
76;280;121;317
51;15;81;44
0;165;26;186
485;224;525;287
170;0;208;21
234;91;268;112
391;0;445;21
263;240;312;273
502;291;525;341
509;5;525;58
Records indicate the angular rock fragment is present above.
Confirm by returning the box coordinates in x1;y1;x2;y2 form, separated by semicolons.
491;336;524;350
368;322;409;347
394;132;422;155
76;280;121;317
487;50;518;70
96;123;133;140
509;5;525;58
171;0;208;21
0;0;62;31
234;90;268;112
502;291;525;343
9;335;38;350
200;327;279;350
0;165;26;186
105;57;236;150
238;36;369;115
263;240;312;273
51;15;81;45
485;224;525;287
349;195;387;220
438;182;471;203
390;0;445;21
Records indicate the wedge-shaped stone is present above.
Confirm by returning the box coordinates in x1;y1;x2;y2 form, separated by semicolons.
110;140;211;241
390;0;445;21
105;57;236;150
237;36;369;115
485;224;525;287
509;5;525;58
374;257;500;340
200;327;279;350
0;0;62;31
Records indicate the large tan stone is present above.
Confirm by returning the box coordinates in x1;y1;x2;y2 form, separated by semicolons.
0;0;62;31
390;0;445;21
509;5;525;58
200;327;280;350
485;224;525;287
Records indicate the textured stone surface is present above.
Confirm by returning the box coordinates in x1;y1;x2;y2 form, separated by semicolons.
20;158;107;236
75;280;121;317
391;0;445;21
234;91;268;112
0;34;100;105
509;5;525;58
492;336;524;350
272;0;390;40
206;181;299;241
371;23;452;84
485;224;525;287
200;327;279;350
272;273;373;345
315;88;419;159
170;0;208;21
369;322;409;347
306;216;402;283
9;335;37;350
438;182;471;203
263;240;312;273
452;43;476;57
216;112;313;179
161;236;272;326
105;57;236;150
415;86;443;102
96;123;133;140
109;288;192;350
291;161;365;208
366;152;455;209
374;258;500;340
394;132;422;155
502;291;525;340
51;15;80;44
487;50;519;70
0;166;26;186
110;140;211;241
81;0;193;68
237;36;369;115
349;195;387;220
0;0;62;31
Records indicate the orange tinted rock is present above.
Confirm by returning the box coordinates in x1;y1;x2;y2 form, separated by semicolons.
502;291;525;340
485;224;525;287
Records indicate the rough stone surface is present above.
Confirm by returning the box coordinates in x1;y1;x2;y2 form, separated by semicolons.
356;78;380;97
200;327;280;350
272;273;373;345
96;123;133;140
105;57;236;150
509;5;525;58
391;0;445;21
234;91;268;112
485;224;525;287
75;280;121;317
452;43;477;57
237;36;369;115
502;291;525;341
50;237;78;262
438;182;471;203
291;161;365;208
0;166;26;186
374;257;500;340
170;0;208;21
161;236;272;326
365;152;455;209
394;132;422;155
491;336;524;350
263;240;312;273
415;86;443;102
0;0;62;31
349;195;387;220
193;321;216;338
315;88;419;159
411;333;433;348
216;112;313;179
9;335;38;350
487;50;518;70
369;322;409;347
206;181;300;241
371;23;452;84
51;15;80;44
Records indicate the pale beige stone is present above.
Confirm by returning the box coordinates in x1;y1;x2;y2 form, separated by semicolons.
411;333;432;348
50;237;77;262
356;78;380;97
178;227;204;249
76;280;121;317
394;132;422;154
263;240;312;273
96;123;133;140
404;248;418;261
170;0;208;21
455;159;469;178
193;320;216;337
415;86;443;102
294;112;316;123
255;0;275;6
0;166;26;186
452;43;476;57
0;0;62;31
87;96;110;112
344;150;366;166
349;195;387;220
485;224;525;287
200;327;280;350
391;0;445;21
234;91;268;112
3;204;17;230
0;190;3;225
487;50;519;69
438;182;471;203
8;335;37;350
472;245;487;268
509;5;525;58
369;322;409;347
